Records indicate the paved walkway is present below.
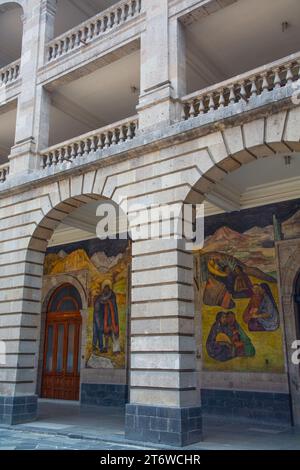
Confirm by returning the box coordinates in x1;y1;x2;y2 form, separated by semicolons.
0;400;299;450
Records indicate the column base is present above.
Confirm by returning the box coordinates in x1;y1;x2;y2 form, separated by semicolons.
80;384;128;407
125;404;202;447
0;395;38;425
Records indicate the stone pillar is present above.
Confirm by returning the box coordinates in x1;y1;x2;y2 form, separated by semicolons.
125;239;202;447
138;0;187;131
9;0;57;175
0;239;46;424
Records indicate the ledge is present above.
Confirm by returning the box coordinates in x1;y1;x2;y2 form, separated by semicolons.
0;84;298;198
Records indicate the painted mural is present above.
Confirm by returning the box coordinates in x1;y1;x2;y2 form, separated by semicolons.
44;239;131;369
199;198;300;373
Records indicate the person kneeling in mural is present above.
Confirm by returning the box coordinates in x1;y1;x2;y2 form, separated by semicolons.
207;311;255;362
243;283;280;332
93;280;121;355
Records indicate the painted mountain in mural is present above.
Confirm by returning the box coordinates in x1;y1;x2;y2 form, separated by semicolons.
44;247;130;296
203;224;276;274
91;251;124;273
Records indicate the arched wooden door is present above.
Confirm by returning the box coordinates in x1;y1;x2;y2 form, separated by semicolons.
42;284;82;401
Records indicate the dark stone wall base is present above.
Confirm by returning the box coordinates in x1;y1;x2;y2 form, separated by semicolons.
80;384;128;407
125;404;202;447
202;389;293;425
0;395;38;425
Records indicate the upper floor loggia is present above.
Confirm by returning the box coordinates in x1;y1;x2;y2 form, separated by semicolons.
0;0;300;186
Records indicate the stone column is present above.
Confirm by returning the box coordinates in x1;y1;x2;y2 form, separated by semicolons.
0;237;46;425
9;0;57;175
138;0;187;131
125;238;202;447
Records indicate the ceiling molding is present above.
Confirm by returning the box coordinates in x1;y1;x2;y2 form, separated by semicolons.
48;225;97;247
204;176;300;216
180;0;238;26
205;180;241;213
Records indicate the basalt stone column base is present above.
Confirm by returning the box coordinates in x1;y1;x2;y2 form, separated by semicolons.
80;384;128;407
125;404;202;447
0;395;38;425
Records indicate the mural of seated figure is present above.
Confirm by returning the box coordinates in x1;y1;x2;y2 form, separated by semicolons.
206;311;256;362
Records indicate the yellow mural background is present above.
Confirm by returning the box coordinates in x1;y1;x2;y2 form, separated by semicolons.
201;272;284;373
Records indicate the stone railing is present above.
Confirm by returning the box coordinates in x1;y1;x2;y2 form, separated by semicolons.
181;52;300;120
0;60;21;87
0;163;9;183
41;115;139;168
47;0;142;63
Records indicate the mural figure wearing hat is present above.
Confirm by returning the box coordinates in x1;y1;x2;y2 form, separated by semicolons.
93;279;120;354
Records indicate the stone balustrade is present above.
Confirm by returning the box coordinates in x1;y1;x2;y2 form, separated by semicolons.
41;116;139;168
47;0;142;63
0;163;9;183
0;60;21;87
181;52;300;120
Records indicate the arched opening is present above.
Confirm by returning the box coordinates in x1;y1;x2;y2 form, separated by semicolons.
187;136;300;427
0;2;23;68
41;283;83;401
23;188;131;432
54;1;118;38
184;0;300;94
0;2;23;166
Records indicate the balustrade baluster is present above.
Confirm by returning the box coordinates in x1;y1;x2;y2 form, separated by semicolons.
104;132;110;148
53;151;58;165
122;4;127;21
97;135;103;150
189;101;196;118
229;85;236;104
286;64;294;84
129;0;134;16
218;90;225;108
96;20;101;35
250;78;257;97
63;37;69;54
112;128;118;145
109;13;114;28
274;68;281;88
83;139;90;155
71;143;77;160
128;123;134;139
119;126;125;142
262;73;269;92
77;141;83;157
239;82;247;100
65;146;71;161
208;93;215;112
198;98;205;115
58;148;64;163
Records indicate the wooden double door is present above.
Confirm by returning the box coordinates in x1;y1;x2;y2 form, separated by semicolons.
42;284;82;401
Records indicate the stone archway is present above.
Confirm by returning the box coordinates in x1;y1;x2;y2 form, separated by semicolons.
277;241;300;426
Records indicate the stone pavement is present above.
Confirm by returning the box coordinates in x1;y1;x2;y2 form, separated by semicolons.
0;400;299;450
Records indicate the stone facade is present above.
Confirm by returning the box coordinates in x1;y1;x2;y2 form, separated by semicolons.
0;0;300;447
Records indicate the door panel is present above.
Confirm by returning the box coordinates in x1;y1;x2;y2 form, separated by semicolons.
42;314;82;401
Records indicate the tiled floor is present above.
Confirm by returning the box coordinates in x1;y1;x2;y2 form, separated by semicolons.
0;400;299;450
